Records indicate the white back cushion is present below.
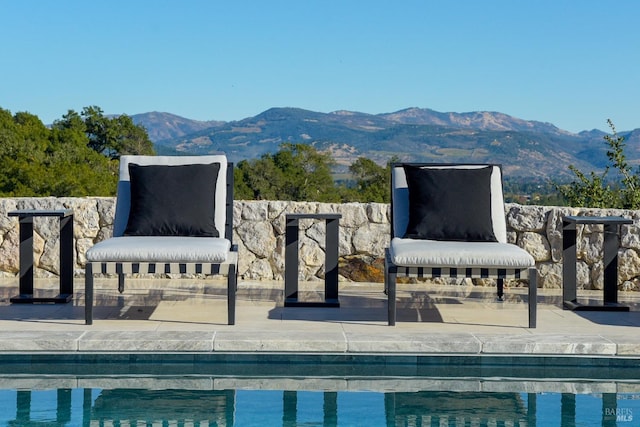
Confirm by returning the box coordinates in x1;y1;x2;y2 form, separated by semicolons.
113;155;228;237
391;164;507;243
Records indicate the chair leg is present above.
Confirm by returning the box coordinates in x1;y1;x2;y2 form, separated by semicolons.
528;267;537;328
383;250;389;296
496;278;504;301
118;273;125;293
387;271;397;326
385;253;397;326
227;264;236;325
85;264;93;325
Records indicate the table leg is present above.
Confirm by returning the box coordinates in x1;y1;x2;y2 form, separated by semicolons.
284;217;299;304
17;216;34;296
85;263;94;324
59;215;74;298
603;224;619;305
562;220;577;305
324;217;339;304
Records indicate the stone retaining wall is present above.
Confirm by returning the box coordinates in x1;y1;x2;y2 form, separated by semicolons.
1;197;639;291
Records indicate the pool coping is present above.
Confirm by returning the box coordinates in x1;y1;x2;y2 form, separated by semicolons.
0;330;639;356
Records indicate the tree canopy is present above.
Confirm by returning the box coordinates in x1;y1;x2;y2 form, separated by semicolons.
234;143;393;203
235;143;340;202
348;157;395;203
557;120;640;209
0;105;393;201
0;106;154;196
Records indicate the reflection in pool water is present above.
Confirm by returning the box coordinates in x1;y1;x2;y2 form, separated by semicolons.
1;377;639;426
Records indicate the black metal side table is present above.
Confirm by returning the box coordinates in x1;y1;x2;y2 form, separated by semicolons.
562;215;632;311
284;213;341;307
8;209;74;303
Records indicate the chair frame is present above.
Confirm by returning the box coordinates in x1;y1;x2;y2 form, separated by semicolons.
84;159;237;325
384;163;537;328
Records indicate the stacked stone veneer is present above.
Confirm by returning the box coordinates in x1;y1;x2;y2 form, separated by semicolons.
1;197;640;291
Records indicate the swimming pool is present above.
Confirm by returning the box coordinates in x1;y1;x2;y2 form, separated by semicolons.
1;355;639;426
3;386;638;426
1;376;638;426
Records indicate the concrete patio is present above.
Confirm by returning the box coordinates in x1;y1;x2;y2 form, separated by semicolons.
0;278;639;360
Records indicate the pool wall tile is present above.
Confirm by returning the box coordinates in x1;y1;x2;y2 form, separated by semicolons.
215;377;349;391
0;378;79;390
482;380;619;394
0;376;637;397
618;383;640;393
78;377;215;391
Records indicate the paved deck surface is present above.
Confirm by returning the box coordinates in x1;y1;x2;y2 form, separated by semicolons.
1;279;639;427
1;278;639;358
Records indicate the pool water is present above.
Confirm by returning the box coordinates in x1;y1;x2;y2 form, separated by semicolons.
1;379;638;426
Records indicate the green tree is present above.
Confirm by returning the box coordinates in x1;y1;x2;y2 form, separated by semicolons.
604;119;640;208
235;143;339;202
49;112;119;195
273;143;338;202
0;109;50;195
557;119;640;209
0;105;154;196
79;106;154;159
344;156;397;203
235;155;284;200
234;144;403;203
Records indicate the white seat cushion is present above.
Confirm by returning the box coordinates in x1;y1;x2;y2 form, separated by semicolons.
86;236;231;263
390;237;535;268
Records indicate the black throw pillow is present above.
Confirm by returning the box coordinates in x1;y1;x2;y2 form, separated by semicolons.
402;165;497;242
124;162;220;237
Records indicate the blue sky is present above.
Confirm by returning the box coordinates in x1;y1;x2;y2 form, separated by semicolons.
1;1;638;133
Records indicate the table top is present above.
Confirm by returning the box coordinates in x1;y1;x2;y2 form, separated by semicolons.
563;215;633;225
8;209;73;218
286;213;342;220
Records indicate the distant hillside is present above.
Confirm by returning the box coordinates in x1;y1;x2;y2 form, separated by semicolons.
130;111;223;142
130;107;639;179
380;107;569;134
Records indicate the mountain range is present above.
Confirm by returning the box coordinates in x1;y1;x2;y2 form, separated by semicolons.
130;107;640;179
